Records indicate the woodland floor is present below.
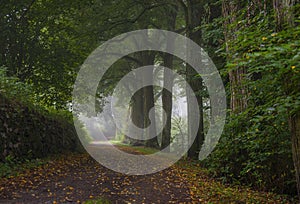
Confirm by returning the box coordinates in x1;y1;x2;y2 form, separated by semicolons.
0;145;297;204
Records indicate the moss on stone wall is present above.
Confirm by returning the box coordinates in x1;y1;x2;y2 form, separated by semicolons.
0;94;83;161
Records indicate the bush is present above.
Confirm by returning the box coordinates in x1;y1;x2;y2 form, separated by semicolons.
203;110;296;195
203;23;299;196
0;66;34;105
0;66;88;162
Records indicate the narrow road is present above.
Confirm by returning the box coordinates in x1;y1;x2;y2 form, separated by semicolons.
0;144;296;203
0;145;192;204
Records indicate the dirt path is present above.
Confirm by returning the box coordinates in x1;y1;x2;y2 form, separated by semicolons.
0;145;296;204
0;146;192;204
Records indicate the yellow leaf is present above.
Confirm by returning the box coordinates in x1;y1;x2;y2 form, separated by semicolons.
271;33;277;37
262;37;267;41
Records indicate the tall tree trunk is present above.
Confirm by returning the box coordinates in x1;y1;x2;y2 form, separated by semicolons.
187;70;204;159
161;58;173;151
273;0;296;31
222;0;248;113
161;5;178;151
179;0;205;159
126;88;145;146
144;84;159;148
140;52;159;148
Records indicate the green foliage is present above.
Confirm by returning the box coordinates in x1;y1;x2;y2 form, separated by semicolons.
0;65;90;161
0;66;34;105
112;142;159;155
203;4;299;196
0;156;45;178
204;111;296;194
0;0;89;109
73;116;93;146
0;91;85;162
1;0;299;198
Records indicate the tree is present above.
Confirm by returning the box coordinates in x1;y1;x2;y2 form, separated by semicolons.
161;4;178;151
140;51;160;148
0;0;90;109
222;0;248;113
272;0;300;198
203;0;299;196
178;0;205;159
